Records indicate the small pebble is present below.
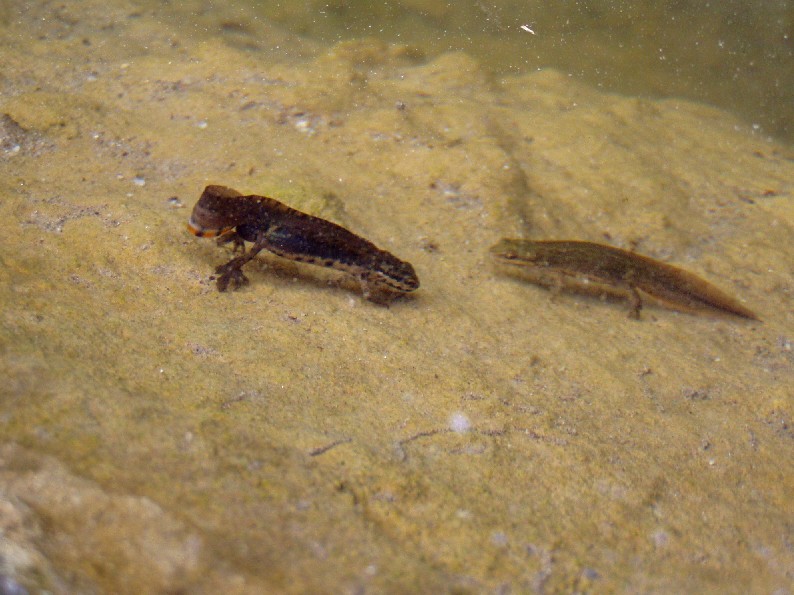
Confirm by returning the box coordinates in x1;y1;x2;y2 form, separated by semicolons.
449;412;471;433
0;575;29;595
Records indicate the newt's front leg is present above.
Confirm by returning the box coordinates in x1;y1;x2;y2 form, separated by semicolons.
215;237;267;292
216;231;247;254
215;256;250;291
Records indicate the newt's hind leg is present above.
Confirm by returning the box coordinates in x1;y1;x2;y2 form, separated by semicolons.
356;272;404;306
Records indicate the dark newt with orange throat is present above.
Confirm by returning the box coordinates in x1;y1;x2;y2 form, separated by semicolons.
187;185;419;301
490;239;759;320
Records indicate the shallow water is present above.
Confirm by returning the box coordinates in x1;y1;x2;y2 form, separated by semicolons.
169;0;793;143
1;1;793;593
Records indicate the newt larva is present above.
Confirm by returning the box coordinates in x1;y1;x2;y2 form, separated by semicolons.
187;185;419;301
490;239;759;320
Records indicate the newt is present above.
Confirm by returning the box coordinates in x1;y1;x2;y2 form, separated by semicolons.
490;239;759;320
187;185;419;301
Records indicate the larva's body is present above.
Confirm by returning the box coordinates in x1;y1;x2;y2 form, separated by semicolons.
490;239;758;320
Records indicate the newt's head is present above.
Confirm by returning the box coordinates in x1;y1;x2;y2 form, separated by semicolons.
187;185;245;237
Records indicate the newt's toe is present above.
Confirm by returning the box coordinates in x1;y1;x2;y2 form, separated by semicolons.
215;265;249;292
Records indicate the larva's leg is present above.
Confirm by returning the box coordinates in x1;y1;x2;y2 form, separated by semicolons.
628;286;643;319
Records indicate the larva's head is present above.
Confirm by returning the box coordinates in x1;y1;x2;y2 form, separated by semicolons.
187;185;246;237
489;238;540;264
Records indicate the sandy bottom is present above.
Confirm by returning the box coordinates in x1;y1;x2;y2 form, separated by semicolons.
1;3;793;593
